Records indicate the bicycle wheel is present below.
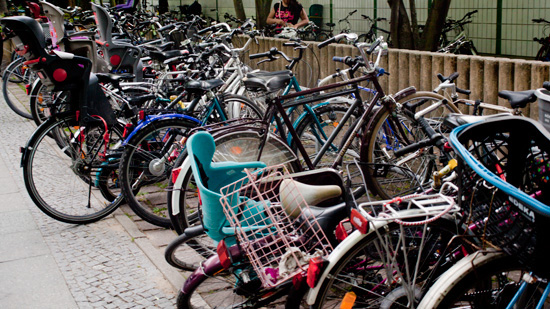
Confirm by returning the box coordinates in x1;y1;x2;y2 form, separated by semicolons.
289;219;463;309
217;93;264;120
22;114;123;223
29;79;70;126
177;269;295;309
2;57;35;119
316;32;329;42
168;130;299;234
418;250;540;308
536;44;550;62
361;92;455;199
119;117;197;228
164;227;215;272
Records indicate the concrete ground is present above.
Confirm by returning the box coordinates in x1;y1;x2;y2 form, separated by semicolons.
0;83;185;308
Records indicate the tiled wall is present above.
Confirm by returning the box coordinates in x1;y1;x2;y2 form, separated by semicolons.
163;0;550;59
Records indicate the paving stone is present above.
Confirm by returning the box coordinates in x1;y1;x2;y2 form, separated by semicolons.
0;96;177;307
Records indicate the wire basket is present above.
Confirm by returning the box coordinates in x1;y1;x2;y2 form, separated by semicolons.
219;165;333;288
450;116;550;276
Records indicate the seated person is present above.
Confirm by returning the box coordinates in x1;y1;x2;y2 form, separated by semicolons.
266;0;309;29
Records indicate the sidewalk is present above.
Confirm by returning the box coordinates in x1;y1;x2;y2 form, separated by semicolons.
0;92;184;308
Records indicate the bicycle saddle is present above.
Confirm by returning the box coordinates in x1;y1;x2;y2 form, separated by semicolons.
498;90;537;109
243;75;292;93
246;70;292;78
147;49;187;62
96;73;135;88
143;41;176;52
326;23;335;27
443;113;511;130
280;179;342;218
299;203;348;244
185;79;225;92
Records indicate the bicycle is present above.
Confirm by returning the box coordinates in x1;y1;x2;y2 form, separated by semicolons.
418;111;550;308
357;15;390;45
533;18;550;61
314;9;357;42
438;10;478;55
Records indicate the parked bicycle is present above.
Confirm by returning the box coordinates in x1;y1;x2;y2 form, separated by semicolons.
533;18;550;61
438;10;478;55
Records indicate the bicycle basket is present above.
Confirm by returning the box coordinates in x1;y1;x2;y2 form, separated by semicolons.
219;165;333;288
450;115;550;275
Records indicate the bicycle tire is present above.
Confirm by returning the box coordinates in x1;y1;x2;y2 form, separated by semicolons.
2;57;34;119
315;32;329;42
22;114;123;224
291;104;359;169
288;219;463;308
536;44;550;61
177;270;294;309
164;228;215;271
361;92;456;199
119;117;197;228
418;250;539;308
29;79;70;126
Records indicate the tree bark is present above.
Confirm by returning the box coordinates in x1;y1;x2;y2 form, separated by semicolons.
0;0;8;14
421;0;452;51
388;0;414;49
233;0;246;21
255;0;272;29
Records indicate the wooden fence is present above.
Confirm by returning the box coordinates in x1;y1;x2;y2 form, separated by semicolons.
245;37;550;120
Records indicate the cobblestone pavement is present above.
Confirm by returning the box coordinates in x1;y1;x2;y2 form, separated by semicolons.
0;86;182;307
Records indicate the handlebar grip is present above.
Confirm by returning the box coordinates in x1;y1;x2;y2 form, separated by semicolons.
249;51;270;60
283;42;297;47
318;37;336;48
543;81;550;91
367;39;381;54
351;9;357;14
197;26;212;34
448;72;459;82
332;56;348;63
375;67;387;76
393;138;434;158
456;87;471;95
533;18;544;23
437;73;445;82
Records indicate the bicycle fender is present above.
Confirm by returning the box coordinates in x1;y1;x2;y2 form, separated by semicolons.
122;114;200;145
182;254;223;294
170;155;191;216
305;220;386;305
393;86;416;102
287;102;330;145
20;114;73;168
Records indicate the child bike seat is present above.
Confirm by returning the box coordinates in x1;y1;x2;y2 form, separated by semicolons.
187;132;266;244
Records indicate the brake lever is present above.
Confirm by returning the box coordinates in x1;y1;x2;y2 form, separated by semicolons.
257;56;278;65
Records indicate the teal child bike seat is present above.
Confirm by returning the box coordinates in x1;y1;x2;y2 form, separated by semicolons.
187;131;267;245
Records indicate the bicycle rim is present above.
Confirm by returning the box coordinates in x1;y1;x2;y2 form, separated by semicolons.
22;115;122;223
2;57;34;119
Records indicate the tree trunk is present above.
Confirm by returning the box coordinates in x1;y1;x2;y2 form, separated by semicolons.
409;0;420;48
233;0;246;21
255;0;272;30
421;0;452;51
0;0;8;14
388;0;414;49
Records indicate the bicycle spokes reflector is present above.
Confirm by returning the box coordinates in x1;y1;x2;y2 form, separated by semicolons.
340;291;357;309
306;256;328;288
350;209;369;234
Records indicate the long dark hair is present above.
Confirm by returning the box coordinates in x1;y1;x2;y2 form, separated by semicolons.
282;0;301;10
